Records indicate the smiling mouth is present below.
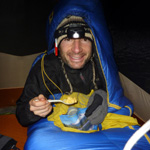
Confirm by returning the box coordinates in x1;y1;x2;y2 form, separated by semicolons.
70;55;84;62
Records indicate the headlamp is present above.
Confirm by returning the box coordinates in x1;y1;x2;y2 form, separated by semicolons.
67;27;85;38
55;22;90;39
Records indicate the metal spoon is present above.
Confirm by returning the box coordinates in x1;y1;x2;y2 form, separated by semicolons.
34;99;75;105
47;99;76;105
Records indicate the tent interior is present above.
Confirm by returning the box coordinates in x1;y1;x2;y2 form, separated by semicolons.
0;0;150;149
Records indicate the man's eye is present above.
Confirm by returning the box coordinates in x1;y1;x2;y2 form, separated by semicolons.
64;38;72;41
83;38;88;41
81;38;90;42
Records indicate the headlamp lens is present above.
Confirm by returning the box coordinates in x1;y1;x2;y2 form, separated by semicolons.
67;27;85;38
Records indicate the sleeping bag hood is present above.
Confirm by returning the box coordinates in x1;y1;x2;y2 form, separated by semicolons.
46;0;133;116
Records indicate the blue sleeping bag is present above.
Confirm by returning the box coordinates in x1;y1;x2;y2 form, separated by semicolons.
24;118;150;150
25;0;150;149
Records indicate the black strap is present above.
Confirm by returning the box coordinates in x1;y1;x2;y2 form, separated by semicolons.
0;134;19;150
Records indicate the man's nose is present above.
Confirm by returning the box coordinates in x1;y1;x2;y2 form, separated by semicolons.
72;39;82;53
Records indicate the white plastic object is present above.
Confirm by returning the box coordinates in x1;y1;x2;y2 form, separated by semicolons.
123;119;150;150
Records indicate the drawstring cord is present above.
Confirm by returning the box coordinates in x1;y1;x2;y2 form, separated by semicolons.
41;52;63;99
60;57;98;95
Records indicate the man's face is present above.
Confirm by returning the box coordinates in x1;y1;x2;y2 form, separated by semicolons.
59;38;92;69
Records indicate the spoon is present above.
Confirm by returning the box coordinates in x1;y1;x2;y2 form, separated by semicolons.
34;99;76;105
47;99;76;105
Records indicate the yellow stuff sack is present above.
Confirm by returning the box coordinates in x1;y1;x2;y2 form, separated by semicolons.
47;90;100;133
47;90;139;133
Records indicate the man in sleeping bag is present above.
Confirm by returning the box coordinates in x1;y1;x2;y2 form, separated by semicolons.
16;0;136;129
16;0;150;149
16;14;108;129
16;5;109;128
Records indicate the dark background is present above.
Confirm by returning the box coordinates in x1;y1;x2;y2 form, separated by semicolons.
0;0;150;93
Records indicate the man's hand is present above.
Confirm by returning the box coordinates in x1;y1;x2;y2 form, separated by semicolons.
29;94;52;117
85;90;108;125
